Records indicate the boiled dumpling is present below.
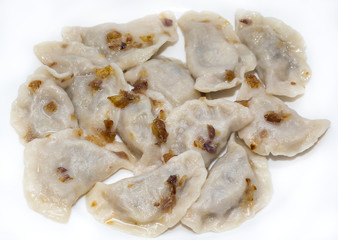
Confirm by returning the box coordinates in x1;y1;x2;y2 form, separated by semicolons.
181;134;272;233
67;64;128;145
161;98;253;167
124;57;200;107
116;91;172;158
34;41;108;80
235;10;311;97
62;11;178;71
178;11;256;93
24;129;134;223
86;150;207;237
11;67;78;144
237;73;330;156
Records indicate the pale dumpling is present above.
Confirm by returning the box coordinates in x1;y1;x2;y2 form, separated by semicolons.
62;11;178;70
178;11;256;93
116;92;172;158
237;74;330;157
86;150;207;237
67;64;128;145
11;67;78;144
182;134;272;233
24;129;134;223
235;10;311;97
34;41;109;80
162;98;253;167
124;57;200;107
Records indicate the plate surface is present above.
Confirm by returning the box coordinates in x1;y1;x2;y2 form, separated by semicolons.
1;0;338;239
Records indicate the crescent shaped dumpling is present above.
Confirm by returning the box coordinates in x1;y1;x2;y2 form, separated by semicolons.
181;134;272;233
67;64;128;145
86;150;207;237
236;73;330;157
11;67;78;144
162;98;253;167
34;41;109;79
23;129;134;223
116;89;173;158
178;11;256;93
62;11;178;71
124;56;200;107
235;10;311;97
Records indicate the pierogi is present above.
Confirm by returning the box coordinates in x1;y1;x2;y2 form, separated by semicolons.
11;10;331;238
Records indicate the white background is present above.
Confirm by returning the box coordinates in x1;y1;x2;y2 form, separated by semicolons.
1;0;337;239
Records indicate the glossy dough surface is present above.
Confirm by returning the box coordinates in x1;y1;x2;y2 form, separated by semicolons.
86;151;207;237
23;129;133;223
182;134;272;233
162;98;253;167
62;11;178;71
179;11;256;93
235;10;311;97
67;64;128;144
237;75;330;156
124;56;200;107
11;67;78;144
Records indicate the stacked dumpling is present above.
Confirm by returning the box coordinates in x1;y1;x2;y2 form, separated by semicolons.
11;10;330;237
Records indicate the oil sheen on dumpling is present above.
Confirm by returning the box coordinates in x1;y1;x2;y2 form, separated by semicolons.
116;91;172;158
235;10;311;97
86;150;207;237
178;11;256;93
160;98;253;167
67;64;128;145
62;11;178;71
34;41;109;79
11;67;78;144
24;129;134;223
124;57;200;107
237;73;330;157
182;134;272;233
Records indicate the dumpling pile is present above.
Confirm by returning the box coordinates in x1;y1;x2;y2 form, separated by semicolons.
11;10;330;237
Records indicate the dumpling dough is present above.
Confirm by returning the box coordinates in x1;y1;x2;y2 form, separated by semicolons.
62;11;178;70
24;129;134;223
178;11;256;93
67;64;128;145
237;73;330;156
182;134;272;233
124;57;200;107
11;67;78;144
116;92;172;157
86;150;207;237
235;10;311;97
162;98;253;167
34;41;109;79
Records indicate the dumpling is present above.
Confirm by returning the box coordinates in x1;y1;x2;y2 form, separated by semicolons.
86;150;207;237
11;67;78;144
237;73;330;157
124;56;200;107
181;134;272;233
161;98;253;167
67;64;128;145
62;11;178;70
235;10;311;97
116;92;172;158
34;41;109;79
178;11;256;93
24;129;134;223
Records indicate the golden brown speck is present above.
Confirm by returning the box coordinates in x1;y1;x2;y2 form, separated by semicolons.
28;80;42;93
224;70;235;82
107;90;140;109
44;101;58;114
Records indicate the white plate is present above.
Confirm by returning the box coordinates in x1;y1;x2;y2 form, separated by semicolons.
1;0;338;239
